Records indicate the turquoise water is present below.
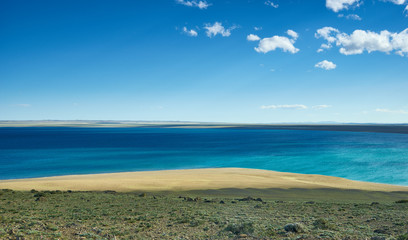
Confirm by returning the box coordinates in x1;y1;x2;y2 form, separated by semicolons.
0;127;407;186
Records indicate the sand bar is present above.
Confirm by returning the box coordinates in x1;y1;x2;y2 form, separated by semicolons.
0;168;407;192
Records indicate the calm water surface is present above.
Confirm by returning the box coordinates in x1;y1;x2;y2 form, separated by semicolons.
0;127;407;185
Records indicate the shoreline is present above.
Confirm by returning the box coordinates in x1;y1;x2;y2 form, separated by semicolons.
1;168;407;192
1;121;408;134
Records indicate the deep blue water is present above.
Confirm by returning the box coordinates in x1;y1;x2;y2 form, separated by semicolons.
0;127;407;186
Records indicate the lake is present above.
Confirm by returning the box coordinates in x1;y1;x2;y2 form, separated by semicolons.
1;127;407;185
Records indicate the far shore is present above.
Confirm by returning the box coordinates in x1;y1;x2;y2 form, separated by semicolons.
1;120;408;134
1;168;407;193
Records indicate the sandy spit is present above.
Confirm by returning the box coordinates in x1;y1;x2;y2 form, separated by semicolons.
0;168;407;192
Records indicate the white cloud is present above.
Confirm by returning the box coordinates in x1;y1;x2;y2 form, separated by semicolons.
375;108;408;114
197;1;209;8
253;30;300;54
265;0;279;8
182;27;198;37
337;30;393;55
315;27;339;43
255;36;299;53
176;0;211;9
316;27;408;56
326;0;407;13
338;13;362;20
204;22;235;37
315;60;337;70
392;29;408;56
326;0;360;12
384;0;406;4
312;105;332;109
317;43;332;52
286;29;299;40
247;34;260;41
405;5;408;16
261;104;308;110
254;27;262;31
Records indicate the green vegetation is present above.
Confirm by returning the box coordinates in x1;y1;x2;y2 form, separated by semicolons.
0;189;407;239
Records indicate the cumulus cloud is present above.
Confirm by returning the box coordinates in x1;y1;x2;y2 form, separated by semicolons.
265;0;279;8
384;0;406;4
250;30;300;54
375;108;408;114
326;0;407;13
326;0;360;12
316;27;408;56
338;13;362;20
254;27;262;31
337;30;393;55
316;27;339;43
247;34;260;41
255;36;299;53
176;0;211;9
182;27;198;37
261;104;331;110
315;60;337;70
286;29;299;40
204;22;236;37
405;5;408;16
317;43;332;52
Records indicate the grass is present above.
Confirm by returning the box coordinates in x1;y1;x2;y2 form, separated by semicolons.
0;188;407;239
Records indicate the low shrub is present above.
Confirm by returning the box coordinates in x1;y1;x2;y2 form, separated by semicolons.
225;222;254;235
313;218;335;230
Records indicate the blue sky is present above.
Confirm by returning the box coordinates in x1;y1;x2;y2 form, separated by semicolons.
1;0;407;123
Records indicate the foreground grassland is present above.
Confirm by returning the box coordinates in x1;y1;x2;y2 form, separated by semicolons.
1;189;408;239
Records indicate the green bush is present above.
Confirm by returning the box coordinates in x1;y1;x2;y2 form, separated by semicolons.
34;192;46;198
313;218;335;230
46;224;59;231
189;219;203;227
225;222;254;235
397;233;408;240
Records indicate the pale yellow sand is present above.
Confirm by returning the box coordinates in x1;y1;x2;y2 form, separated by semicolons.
1;168;407;192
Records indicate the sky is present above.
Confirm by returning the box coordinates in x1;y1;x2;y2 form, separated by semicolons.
1;0;407;123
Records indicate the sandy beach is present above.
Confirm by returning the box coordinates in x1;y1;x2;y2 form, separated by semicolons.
1;168;407;192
